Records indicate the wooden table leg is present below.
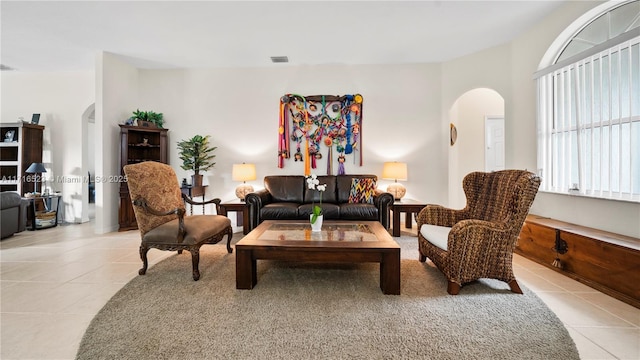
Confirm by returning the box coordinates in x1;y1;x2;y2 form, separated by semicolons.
242;210;249;235
380;250;400;295
392;209;401;237
405;212;413;229
236;248;256;289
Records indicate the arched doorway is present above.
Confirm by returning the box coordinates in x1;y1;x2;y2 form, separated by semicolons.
81;103;96;223
448;88;504;208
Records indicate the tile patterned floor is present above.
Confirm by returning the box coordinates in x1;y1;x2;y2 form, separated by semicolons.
1;222;638;359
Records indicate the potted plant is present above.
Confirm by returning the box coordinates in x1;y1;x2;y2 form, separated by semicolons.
131;109;164;128
177;135;216;187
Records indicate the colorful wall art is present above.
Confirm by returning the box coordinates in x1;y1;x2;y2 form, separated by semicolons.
278;94;363;176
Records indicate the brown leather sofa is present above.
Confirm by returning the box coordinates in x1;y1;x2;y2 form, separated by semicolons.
1;192;28;239
245;175;394;232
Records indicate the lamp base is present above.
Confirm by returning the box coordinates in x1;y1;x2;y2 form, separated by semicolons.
387;183;406;200
235;184;254;200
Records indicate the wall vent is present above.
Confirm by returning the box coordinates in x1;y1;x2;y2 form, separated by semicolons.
270;56;289;63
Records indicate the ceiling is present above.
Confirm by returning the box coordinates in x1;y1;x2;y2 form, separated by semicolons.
1;1;566;72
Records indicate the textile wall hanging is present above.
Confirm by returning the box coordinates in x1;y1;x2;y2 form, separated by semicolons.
278;94;363;176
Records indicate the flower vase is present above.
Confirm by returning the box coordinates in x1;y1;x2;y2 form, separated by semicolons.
310;214;323;232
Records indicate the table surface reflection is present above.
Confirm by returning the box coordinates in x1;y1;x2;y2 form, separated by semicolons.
257;222;379;242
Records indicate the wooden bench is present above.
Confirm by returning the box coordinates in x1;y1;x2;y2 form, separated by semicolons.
517;214;640;308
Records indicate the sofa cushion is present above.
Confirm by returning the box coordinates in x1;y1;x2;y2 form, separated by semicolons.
303;175;337;204
348;178;376;204
261;203;300;220
298;203;341;220
265;176;304;203
143;215;231;245
339;203;378;220
419;224;450;251
337;175;378;203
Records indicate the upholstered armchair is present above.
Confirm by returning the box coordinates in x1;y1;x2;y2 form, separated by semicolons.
123;162;233;281
417;170;541;295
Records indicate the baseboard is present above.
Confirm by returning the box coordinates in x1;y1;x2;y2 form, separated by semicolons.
517;214;640;309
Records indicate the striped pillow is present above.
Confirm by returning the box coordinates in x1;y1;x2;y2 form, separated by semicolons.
348;178;376;204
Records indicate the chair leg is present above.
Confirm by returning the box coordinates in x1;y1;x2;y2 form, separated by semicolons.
178;250;183;254
190;247;201;281
508;279;523;294
419;254;427;262
139;245;149;275
447;281;461;295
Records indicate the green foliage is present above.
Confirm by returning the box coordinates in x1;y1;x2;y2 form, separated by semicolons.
177;135;217;175
132;109;164;128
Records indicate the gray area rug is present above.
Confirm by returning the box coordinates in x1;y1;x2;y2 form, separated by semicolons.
77;233;579;359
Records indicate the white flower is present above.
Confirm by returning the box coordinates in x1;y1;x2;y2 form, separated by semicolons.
306;175;320;189
317;184;326;192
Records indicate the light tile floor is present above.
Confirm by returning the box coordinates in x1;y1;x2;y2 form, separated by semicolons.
1;222;638;359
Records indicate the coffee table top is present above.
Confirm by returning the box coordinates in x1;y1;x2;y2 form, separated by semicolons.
237;220;399;249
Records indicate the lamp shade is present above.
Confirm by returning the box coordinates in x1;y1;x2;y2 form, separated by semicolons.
25;162;47;173
232;163;256;182
382;162;407;181
232;163;256;201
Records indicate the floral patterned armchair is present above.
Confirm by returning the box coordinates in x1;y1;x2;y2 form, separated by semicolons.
123;161;232;281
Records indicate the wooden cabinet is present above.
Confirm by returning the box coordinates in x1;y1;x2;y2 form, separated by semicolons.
0;122;44;194
517;215;640;308
119;125;168;231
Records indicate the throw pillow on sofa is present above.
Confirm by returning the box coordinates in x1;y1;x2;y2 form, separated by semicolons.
348;178;376;204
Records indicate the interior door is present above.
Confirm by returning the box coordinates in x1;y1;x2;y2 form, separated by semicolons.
485;116;505;172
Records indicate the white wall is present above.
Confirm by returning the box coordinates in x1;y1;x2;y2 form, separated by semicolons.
441;0;639;238
137;64;447;218
0;71;94;223
2;1;637;238
95;52;139;234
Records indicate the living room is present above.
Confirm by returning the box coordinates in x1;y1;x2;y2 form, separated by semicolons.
1;1;639;359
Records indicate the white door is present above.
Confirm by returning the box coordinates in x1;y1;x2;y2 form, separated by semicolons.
485;116;505;172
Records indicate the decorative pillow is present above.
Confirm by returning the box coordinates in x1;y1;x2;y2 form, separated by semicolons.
348;178;376;204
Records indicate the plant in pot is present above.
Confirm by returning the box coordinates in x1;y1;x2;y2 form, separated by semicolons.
177;135;216;187
131;109;164;128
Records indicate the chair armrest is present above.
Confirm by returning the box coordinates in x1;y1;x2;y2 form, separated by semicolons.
132;197;187;242
447;219;512;259
181;193;222;213
417;205;469;228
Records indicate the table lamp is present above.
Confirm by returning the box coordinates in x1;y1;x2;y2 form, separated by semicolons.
232;163;256;201
25;162;47;194
382;162;407;201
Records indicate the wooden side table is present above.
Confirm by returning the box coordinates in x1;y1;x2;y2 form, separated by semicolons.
23;194;62;230
391;199;427;237
180;184;208;215
219;200;249;235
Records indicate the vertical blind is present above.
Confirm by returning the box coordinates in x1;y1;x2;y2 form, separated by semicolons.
536;35;640;202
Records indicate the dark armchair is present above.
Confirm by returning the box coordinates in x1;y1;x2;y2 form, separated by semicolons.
123;161;233;281
417;170;541;295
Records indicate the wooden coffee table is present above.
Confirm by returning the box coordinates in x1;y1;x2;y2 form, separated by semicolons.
235;220;401;295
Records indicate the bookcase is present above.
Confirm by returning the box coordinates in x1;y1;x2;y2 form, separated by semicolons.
119;125;169;231
0;122;44;194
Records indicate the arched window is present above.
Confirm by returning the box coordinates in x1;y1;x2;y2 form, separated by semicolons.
535;0;640;202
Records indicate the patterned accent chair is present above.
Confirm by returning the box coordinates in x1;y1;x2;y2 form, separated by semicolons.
417;170;541;295
123;162;233;281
